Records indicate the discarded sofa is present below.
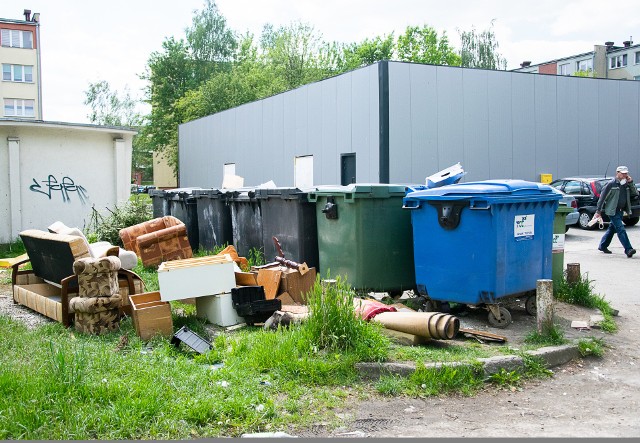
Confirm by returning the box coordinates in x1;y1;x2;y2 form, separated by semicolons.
12;229;144;326
48;221;138;270
70;256;122;334
119;216;193;267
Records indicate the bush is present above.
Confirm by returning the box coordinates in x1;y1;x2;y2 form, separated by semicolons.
86;196;152;246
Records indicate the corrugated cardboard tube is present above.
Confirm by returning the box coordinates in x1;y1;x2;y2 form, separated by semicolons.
372;311;460;340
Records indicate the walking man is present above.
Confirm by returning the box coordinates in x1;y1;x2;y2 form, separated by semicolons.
596;166;638;257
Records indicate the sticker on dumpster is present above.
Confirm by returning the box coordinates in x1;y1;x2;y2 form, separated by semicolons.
514;214;535;240
552;234;565;253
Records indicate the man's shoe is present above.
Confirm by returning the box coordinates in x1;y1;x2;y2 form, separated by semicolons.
626;248;636;258
598;246;612;254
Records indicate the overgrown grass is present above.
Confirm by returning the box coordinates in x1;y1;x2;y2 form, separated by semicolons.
376;363;484;397
524;324;567;346
554;272;617;333
0;238;26;258
301;275;390;362
577;337;605;358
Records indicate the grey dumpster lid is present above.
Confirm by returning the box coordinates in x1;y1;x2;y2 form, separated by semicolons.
310;183;409;198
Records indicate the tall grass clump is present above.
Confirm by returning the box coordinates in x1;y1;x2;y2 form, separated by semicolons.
301;275;389;362
86;196;152;247
554;272;617;333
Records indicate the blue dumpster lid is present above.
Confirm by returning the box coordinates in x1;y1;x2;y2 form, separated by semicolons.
310;183;409;198
405;180;562;203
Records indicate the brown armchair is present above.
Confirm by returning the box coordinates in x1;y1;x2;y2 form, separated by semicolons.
119;216;193;267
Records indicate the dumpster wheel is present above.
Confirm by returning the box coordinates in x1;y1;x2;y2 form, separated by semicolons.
487;306;512;328
525;294;537;316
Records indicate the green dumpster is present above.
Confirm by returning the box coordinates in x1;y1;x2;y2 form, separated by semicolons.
308;184;415;293
552;205;575;283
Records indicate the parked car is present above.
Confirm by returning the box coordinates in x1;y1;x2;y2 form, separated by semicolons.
549;177;640;229
557;191;579;232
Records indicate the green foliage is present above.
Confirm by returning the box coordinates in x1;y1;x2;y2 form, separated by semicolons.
407;363;483;396
301;275;389;361
489;368;521;387
572;70;596;78
186;0;237;66
132;259;159;292
396;25;461;66
46;341;88;388
458;20;507;69
86;196;152;247
578;337;605;358
524;324;567;346
0;238;26;258
521;354;553;378
340;34;395;70
554;272;617;333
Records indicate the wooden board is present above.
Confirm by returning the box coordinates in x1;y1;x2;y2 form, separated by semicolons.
257;268;282;300
235;271;258;286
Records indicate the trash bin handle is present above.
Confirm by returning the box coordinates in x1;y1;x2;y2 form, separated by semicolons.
470;200;490;210
402;200;421;209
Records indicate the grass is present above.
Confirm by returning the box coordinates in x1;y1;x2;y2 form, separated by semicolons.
554;272;618;333
577;337;605;358
524;324;568;347
0;238;26;258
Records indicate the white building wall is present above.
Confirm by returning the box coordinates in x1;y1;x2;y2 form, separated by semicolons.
0;122;135;243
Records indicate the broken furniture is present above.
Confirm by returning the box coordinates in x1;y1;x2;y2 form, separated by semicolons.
12;229;144;326
171;326;212;353
70;256;122;335
231;286;281;326
129;291;174;340
252;265;317;304
157;255;240;327
47;220;138;270
119;216;193;267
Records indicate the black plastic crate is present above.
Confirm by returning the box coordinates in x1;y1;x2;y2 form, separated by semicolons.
231;286;265;306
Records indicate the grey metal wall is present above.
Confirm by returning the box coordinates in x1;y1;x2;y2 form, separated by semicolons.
179;64;380;188
388;61;640;184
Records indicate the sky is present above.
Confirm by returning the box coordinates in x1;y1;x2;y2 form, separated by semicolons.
3;0;640;124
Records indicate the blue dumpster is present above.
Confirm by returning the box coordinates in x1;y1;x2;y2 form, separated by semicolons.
403;180;561;327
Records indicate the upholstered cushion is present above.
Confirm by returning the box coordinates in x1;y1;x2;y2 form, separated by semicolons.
48;222;94;257
73;256;121;298
89;242;138;270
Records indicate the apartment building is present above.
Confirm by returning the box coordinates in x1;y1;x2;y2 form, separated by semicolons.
513;39;640;80
0;9;41;119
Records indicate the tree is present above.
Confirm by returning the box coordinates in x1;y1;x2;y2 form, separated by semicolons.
340;34;395;71
458;21;507;70
84;81;151;180
396;25;461;66
186;0;237;79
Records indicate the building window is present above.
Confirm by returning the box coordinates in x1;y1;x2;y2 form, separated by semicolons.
576;59;592;72
635;51;640;64
0;29;33;49
559;63;570;75
1;64;32;82
3;98;35;117
609;54;627;69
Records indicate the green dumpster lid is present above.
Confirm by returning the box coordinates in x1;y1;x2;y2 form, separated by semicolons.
311;183;409;198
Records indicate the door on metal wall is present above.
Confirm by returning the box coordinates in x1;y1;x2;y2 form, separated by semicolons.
294;155;313;188
341;153;356;185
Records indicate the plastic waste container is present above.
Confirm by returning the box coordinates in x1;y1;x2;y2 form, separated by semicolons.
552;204;575;285
255;188;319;269
403;180;561;327
229;189;264;258
194;189;233;252
149;188;170;218
167;188;201;252
308;184;415;293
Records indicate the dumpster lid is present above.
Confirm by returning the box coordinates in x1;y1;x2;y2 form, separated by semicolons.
193;188;227;199
406;180;560;200
311;183;409;198
255;187;307;200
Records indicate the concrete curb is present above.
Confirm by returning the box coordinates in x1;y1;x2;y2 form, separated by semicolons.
356;344;582;380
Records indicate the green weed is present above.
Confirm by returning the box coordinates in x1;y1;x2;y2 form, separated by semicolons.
406;362;484;397
86;197;152;247
524;324;567;346
578;337;605;358
489;368;521;387
554;272;617;333
521;354;553;378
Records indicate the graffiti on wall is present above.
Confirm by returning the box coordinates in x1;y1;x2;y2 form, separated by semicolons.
29;175;89;204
